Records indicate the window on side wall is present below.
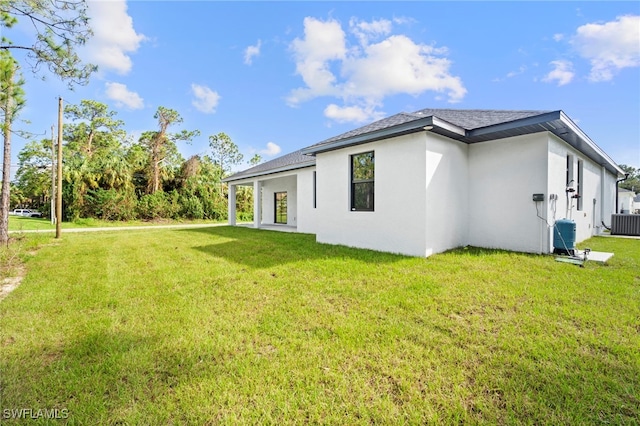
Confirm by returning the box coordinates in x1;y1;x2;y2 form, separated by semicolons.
566;154;574;188
350;151;374;211
577;159;583;211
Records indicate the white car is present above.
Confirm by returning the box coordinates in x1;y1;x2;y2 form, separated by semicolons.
11;209;43;218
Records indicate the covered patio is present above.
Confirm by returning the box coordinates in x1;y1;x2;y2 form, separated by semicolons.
223;150;317;234
227;174;298;229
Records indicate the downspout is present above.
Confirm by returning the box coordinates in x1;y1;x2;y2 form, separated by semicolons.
615;173;630;213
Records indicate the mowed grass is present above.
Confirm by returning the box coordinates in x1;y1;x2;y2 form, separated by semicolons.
0;227;638;424
8;215;221;232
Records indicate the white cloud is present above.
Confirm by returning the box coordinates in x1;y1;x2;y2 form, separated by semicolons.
342;35;466;102
571;15;640;82
507;66;527;78
493;66;528;83
287;17;347;105
542;60;575;86
259;142;281;157
105;82;144;109
553;33;565;42
244;40;262;65
288;17;466;123
84;0;146;75
349;18;392;46
191;84;221;114
324;104;384;124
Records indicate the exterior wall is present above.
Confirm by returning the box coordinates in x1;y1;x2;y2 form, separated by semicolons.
296;167;318;233
228;131;621;259
260;176;297;226
548;135;617;246
424;133;469;256
468;134;549;254
315;132;428;257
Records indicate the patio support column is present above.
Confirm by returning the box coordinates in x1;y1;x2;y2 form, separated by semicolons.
227;183;236;226
253;180;261;228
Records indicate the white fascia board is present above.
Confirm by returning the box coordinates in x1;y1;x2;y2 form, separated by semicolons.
431;116;466;137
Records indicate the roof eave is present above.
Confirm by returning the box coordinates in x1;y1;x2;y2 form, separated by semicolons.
466;110;623;176
222;160;316;183
557;111;624;177
468;110;563;139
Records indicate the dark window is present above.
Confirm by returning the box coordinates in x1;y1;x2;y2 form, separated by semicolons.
313;171;317;209
566;154;574;187
577;160;583;211
274;192;287;224
351;151;374;211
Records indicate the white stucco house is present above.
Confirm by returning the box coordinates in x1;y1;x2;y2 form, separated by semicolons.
223;108;624;257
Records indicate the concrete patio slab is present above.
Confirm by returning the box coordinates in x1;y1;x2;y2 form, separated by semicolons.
586;251;614;263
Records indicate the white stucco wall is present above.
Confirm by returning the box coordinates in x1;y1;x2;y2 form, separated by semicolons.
228;129;620;258
315;132;428;257
547;135;618;246
260;175;297;226
296;168;318;233
424;133;469;256
468;134;549;254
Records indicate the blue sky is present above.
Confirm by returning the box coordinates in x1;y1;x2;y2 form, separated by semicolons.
6;1;640;178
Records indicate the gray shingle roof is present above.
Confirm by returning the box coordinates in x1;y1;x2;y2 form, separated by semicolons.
413;108;551;130
224;107;622;182
223;149;314;182
310;112;424;147
305;108;551;151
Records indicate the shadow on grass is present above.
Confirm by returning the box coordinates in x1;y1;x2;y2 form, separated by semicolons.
178;226;407;268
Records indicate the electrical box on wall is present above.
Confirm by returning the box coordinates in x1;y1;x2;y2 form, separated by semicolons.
532;193;545;202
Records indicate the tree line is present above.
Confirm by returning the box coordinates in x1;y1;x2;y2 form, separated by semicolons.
1;0;98;243
10;100;256;222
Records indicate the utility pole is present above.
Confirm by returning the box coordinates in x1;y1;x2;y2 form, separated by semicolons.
50;126;55;225
55;97;63;239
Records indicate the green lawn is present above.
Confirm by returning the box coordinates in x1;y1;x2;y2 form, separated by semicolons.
8;215;220;232
1;228;638;424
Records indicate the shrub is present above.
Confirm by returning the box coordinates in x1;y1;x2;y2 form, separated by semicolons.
179;195;204;220
137;191;179;220
85;189;137;221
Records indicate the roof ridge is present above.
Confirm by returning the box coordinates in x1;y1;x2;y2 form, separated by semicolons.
413;107;553;114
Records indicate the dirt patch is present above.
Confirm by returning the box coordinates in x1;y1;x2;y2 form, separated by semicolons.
0;266;26;301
